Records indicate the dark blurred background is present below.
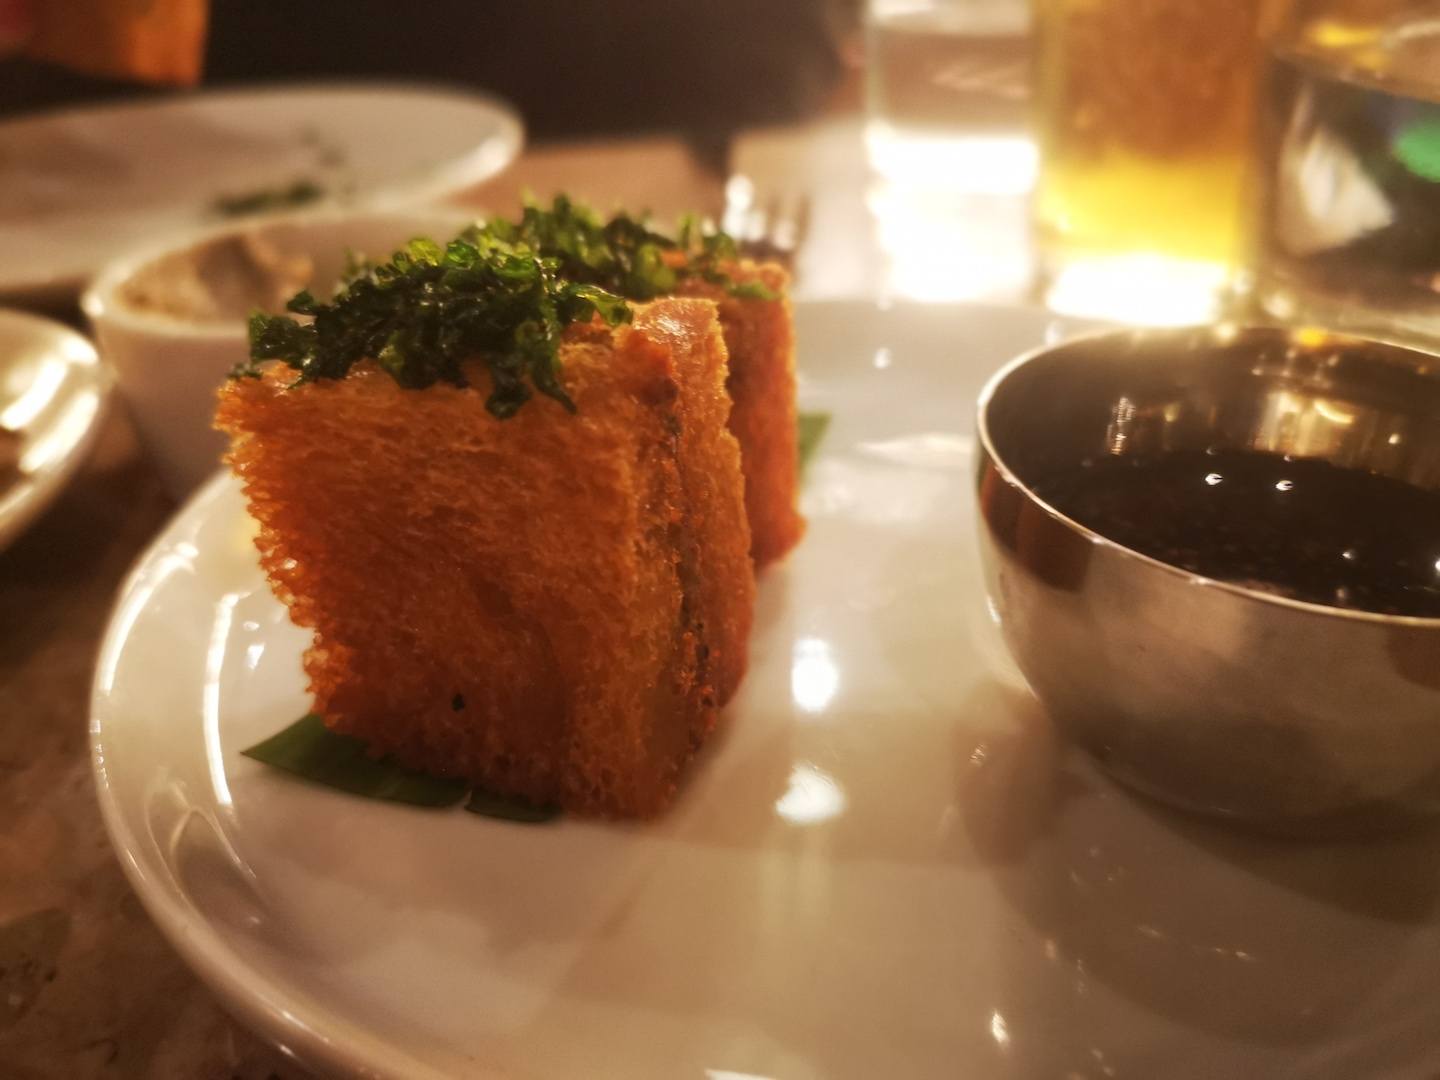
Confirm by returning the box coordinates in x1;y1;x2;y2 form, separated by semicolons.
0;0;861;142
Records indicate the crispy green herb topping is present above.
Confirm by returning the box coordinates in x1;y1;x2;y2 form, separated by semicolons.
237;196;775;418
499;194;777;302
240;227;629;417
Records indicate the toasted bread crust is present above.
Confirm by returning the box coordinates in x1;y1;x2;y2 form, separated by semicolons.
677;261;805;567
216;298;752;816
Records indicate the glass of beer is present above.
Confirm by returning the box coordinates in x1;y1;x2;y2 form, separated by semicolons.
1032;0;1290;323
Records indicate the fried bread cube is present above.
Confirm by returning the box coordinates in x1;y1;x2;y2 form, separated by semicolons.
678;260;804;567
216;298;753;816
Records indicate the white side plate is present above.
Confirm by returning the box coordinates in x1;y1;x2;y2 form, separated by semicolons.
90;300;1440;1079
0;82;523;304
0;308;111;550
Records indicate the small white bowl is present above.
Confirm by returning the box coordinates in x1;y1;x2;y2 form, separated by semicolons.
82;207;477;498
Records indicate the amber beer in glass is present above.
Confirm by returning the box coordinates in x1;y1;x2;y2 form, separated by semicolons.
1033;0;1290;322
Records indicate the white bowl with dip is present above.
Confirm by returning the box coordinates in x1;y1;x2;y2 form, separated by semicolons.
82;208;476;498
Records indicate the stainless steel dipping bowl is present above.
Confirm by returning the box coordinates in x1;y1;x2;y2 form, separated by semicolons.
975;325;1440;833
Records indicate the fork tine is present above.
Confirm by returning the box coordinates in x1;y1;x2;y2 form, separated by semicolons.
744;202;767;246
791;194;812;257
770;192;810;259
721;174;755;239
760;192;784;248
722;176;809;273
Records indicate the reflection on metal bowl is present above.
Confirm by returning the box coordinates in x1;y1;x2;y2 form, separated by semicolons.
975;324;1440;834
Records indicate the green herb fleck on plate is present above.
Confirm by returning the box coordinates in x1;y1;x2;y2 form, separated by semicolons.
241;714;467;807
242;714;564;822
212;179;326;218
798;410;831;472
464;790;561;823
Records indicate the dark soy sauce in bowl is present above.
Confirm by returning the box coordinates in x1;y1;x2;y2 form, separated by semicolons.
1032;448;1440;618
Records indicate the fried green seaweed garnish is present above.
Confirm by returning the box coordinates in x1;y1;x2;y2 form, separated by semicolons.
235;196;775;418
238;229;629;418
502;193;777;302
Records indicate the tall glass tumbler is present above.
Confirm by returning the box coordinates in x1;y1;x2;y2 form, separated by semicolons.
865;0;1035;301
1032;0;1290;323
1256;0;1440;349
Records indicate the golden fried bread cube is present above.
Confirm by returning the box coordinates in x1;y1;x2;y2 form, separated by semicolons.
216;299;753;816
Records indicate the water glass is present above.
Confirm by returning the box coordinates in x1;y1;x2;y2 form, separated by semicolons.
864;0;1034;301
1255;0;1440;350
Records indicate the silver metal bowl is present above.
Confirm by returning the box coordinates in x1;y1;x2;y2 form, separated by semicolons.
975;324;1440;834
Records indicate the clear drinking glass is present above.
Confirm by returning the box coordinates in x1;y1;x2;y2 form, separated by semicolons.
1254;0;1440;349
1032;0;1290;324
864;0;1035;301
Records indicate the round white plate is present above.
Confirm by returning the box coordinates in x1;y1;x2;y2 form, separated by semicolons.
91;300;1440;1079
0;308;111;550
0;82;523;305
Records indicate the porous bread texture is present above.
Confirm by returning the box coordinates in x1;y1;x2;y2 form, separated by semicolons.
215;298;754;817
677;260;804;567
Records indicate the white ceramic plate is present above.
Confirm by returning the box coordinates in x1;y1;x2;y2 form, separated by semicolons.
0;308;111;550
91;301;1440;1079
0;83;522;305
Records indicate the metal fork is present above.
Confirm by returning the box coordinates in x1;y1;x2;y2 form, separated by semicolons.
720;175;811;272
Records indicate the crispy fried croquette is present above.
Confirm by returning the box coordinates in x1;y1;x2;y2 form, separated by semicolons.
678;260;804;567
216;299;754;816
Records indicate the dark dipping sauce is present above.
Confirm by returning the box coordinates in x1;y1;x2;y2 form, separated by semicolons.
1031;449;1440;618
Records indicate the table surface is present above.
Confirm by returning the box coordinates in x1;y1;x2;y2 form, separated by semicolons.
0;111;1040;1078
9;99;1439;1079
